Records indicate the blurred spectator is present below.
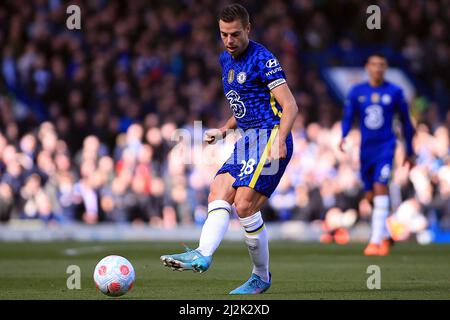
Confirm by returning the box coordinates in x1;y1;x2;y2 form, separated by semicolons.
0;183;13;223
0;0;448;236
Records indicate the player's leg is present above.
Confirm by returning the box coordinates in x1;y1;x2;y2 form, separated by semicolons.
373;183;392;256
365;160;393;256
229;131;293;294
160;173;236;272
196;173;236;257
364;191;374;204
360;163;380;256
229;187;271;294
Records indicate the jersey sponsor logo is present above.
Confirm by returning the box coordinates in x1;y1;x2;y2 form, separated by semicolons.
265;66;283;77
225;90;246;118
265;59;279;68
381;94;391;105
227;69;235;84
364;104;384;129
237;72;247;84
267;78;286;90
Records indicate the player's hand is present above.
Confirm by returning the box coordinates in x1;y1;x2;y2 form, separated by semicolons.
403;155;416;169
204;128;225;144
83;212;98;224
268;136;287;162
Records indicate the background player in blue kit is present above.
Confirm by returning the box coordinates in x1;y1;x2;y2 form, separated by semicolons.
340;54;416;256
161;4;299;294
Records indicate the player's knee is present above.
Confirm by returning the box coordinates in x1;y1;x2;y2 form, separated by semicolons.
364;191;374;204
234;198;253;217
208;180;236;204
208;191;218;204
373;183;389;196
208;180;222;202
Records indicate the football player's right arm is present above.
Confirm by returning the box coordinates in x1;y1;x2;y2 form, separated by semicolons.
340;88;356;152
204;116;237;144
396;88;416;167
221;115;238;132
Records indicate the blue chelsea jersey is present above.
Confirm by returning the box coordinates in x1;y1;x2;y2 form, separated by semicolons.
220;40;287;131
342;81;415;156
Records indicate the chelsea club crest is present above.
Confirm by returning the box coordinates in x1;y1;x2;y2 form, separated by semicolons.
237;72;247;84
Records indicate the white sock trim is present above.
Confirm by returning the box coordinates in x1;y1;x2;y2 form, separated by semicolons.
207;199;232;215
239;211;265;235
373;195;389;210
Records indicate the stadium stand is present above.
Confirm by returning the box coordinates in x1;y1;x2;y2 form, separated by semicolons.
0;0;448;242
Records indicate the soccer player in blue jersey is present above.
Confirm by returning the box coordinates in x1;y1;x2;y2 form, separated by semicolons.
160;4;299;294
340;54;415;256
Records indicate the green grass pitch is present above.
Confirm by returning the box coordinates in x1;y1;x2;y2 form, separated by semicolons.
1;241;449;300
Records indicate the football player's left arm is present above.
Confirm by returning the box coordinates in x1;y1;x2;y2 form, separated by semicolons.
340;87;357;152
397;89;416;167
269;83;298;160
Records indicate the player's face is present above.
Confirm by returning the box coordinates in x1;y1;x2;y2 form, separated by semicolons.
219;19;250;57
366;56;388;83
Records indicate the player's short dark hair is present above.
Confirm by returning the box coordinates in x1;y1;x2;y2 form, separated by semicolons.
366;53;388;64
218;3;250;27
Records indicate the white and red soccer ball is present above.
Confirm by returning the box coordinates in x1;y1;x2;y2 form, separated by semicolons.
94;255;135;297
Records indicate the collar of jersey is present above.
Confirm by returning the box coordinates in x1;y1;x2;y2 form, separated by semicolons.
230;40;254;61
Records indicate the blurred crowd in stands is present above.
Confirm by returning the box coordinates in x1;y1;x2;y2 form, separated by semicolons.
0;0;449;232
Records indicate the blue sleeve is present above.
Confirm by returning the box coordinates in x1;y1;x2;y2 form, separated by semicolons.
395;89;415;156
342;87;357;138
258;50;287;90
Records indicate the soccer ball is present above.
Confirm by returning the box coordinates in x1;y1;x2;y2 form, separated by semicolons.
93;255;135;297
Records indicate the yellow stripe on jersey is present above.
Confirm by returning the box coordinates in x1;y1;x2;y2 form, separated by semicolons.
270;92;282;118
249;125;279;188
